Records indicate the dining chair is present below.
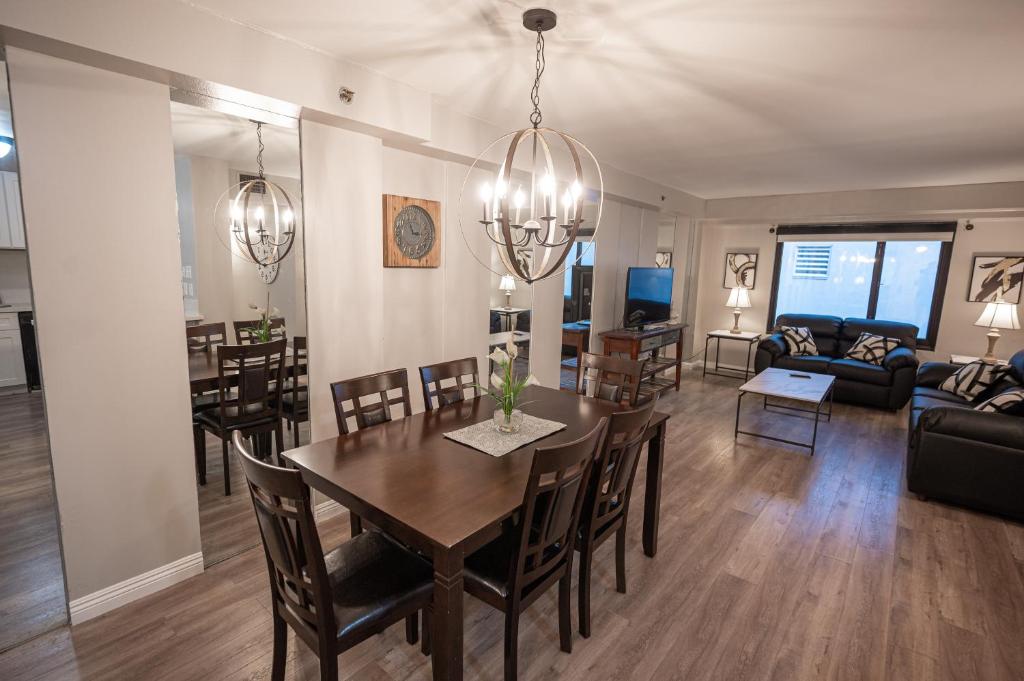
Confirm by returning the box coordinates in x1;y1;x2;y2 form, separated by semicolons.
187;322;229;484
280;336;308;448
233;317;287;344
576;394;659;638
185;321;228;352
195;339;287;495
575;352;646;406
418;357;480;410
461;419;608;681
232;432;433;681
329;367;414;536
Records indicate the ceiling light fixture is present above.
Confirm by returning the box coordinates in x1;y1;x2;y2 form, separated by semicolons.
459;8;602;284
215;121;297;275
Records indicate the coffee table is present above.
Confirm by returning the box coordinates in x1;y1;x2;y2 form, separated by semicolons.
734;368;835;456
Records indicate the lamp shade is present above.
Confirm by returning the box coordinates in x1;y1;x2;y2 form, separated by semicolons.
974;300;1021;330
726;286;751;309
499;275;517;292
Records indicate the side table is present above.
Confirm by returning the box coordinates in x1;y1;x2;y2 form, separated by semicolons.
703;329;760;381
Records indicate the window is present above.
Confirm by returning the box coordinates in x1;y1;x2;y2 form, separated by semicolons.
767;224;955;349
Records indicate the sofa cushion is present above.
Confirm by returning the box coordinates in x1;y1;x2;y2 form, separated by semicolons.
912;386;971;406
845;332;901;365
837;317;918;356
975;388;1024;416
774;354;832;374
775;314;841;356
1008;349;1024;384
939;361;1013;399
828;358;893;386
779;326;818;356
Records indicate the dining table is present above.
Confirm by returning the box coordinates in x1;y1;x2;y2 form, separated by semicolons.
187;346;299;393
285;385;669;681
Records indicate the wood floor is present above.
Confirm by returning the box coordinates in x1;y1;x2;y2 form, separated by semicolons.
2;371;1023;680
0;391;67;653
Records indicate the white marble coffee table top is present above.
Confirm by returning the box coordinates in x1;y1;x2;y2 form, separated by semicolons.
739;368;835;403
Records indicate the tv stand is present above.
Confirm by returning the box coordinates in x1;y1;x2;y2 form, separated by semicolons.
599;323;686;400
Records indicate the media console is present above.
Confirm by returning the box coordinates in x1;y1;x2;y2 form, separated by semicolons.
599;323;687;400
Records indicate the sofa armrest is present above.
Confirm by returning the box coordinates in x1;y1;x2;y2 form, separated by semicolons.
916;361;958;388
919;406;1024;451
757;333;787;359
883;346;918;372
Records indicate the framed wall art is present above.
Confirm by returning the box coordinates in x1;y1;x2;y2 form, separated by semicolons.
723;252;757;289
968;255;1024;304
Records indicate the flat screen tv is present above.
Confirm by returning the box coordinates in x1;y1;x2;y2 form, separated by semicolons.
624;267;673;328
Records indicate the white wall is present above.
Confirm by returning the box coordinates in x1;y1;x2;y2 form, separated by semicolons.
0;248;31;304
7;49;200;602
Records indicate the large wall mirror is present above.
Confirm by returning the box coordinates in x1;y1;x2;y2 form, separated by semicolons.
170;98;306;567
0;59;69;651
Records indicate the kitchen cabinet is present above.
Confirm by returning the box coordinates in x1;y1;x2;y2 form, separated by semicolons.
0;171;26;249
0;312;26;388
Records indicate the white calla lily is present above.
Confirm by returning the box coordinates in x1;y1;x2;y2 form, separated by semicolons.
506;333;518;360
490;372;504;391
488;347;510;366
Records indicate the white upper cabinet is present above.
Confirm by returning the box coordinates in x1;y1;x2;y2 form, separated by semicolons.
0;171;26;249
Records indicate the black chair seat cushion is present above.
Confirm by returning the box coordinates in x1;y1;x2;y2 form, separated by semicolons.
196;403;276;430
323;530;433;640
774;355;832;373
464;530;563;600
828;358;893;386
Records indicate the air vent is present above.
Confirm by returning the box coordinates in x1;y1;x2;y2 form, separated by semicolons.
793;245;831;279
239;174;266;194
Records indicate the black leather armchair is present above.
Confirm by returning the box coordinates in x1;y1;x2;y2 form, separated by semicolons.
906;350;1024;521
754;314;920;409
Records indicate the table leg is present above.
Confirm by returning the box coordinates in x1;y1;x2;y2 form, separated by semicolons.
714;337;721;374
432;546;465;681
810;397;822;457
745;341;754;381
643;420;665;557
735;391;745;438
702;334;710;380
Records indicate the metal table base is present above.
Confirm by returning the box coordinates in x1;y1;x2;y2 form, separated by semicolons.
734;384;834;456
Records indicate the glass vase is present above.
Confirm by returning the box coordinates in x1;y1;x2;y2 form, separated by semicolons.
493;408;524;434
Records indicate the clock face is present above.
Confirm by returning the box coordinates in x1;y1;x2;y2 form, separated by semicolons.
393;205;435;260
258;262;279;284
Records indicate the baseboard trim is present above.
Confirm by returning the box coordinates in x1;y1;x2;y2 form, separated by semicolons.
68;552;204;625
315;499;344;521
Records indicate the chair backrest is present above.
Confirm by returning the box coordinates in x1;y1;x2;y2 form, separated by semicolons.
234;317;287;344
291;335;308;405
576;352;645;406
233;431;334;652
331;368;413;435
216;340;287;429
582;396;659;540
511;419;607;598
186;322;227;353
419;357;480;410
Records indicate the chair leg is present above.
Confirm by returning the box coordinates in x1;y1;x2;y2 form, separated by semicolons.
271;612;287;681
578;546;593;638
275;424;285;462
222;438;231;496
350;513;363;537
193;423;206;485
504;610;520;681
318;652;338;681
421;609;431;656
405;612;419;645
292;417;300;448
558;572;573;653
615;524;628;594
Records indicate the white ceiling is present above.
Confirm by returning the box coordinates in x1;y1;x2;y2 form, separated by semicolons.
170;101;300;178
188;0;1024;198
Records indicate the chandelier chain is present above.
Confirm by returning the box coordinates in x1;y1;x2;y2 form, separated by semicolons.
255;122;265;179
529;28;545;128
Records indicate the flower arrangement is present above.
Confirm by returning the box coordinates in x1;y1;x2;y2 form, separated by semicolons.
482;333;538;432
246;292;280;343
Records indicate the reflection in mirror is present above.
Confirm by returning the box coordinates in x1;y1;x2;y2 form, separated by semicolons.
559;238;594;389
0;60;69;651
488;249;531;384
170;100;306;567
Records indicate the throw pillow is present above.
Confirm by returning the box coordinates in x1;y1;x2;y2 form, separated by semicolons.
975;388;1024;415
844;332;900;365
939;361;1012;399
779;326;817;356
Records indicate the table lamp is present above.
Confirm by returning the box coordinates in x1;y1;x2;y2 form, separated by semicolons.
726;287;751;334
499;275;517;308
974;297;1020;362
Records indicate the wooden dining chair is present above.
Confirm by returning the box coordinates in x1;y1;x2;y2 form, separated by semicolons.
329;368;414;536
195;339;287;495
461;419;607;681
418;357;480;410
185;321;228;352
280;336;308;448
575;352;646;406
576;394;659;638
232;432;433;681
233;317;287;344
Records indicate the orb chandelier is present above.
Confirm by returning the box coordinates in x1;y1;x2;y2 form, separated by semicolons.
216;121;297;271
460;8;603;284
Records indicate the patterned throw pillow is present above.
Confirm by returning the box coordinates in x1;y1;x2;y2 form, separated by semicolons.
975;388;1024;415
779;326;817;356
844;332;900;365
939;361;1012;399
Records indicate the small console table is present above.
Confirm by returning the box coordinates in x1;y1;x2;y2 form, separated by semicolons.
703;329;761;381
599;323;686;400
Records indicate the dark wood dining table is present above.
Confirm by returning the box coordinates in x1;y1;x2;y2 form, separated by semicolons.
285;385;669;681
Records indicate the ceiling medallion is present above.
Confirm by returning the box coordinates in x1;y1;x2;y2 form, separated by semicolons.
459;8;603;284
215;121;297;270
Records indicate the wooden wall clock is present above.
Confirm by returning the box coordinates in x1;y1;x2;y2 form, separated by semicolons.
383;194;441;268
